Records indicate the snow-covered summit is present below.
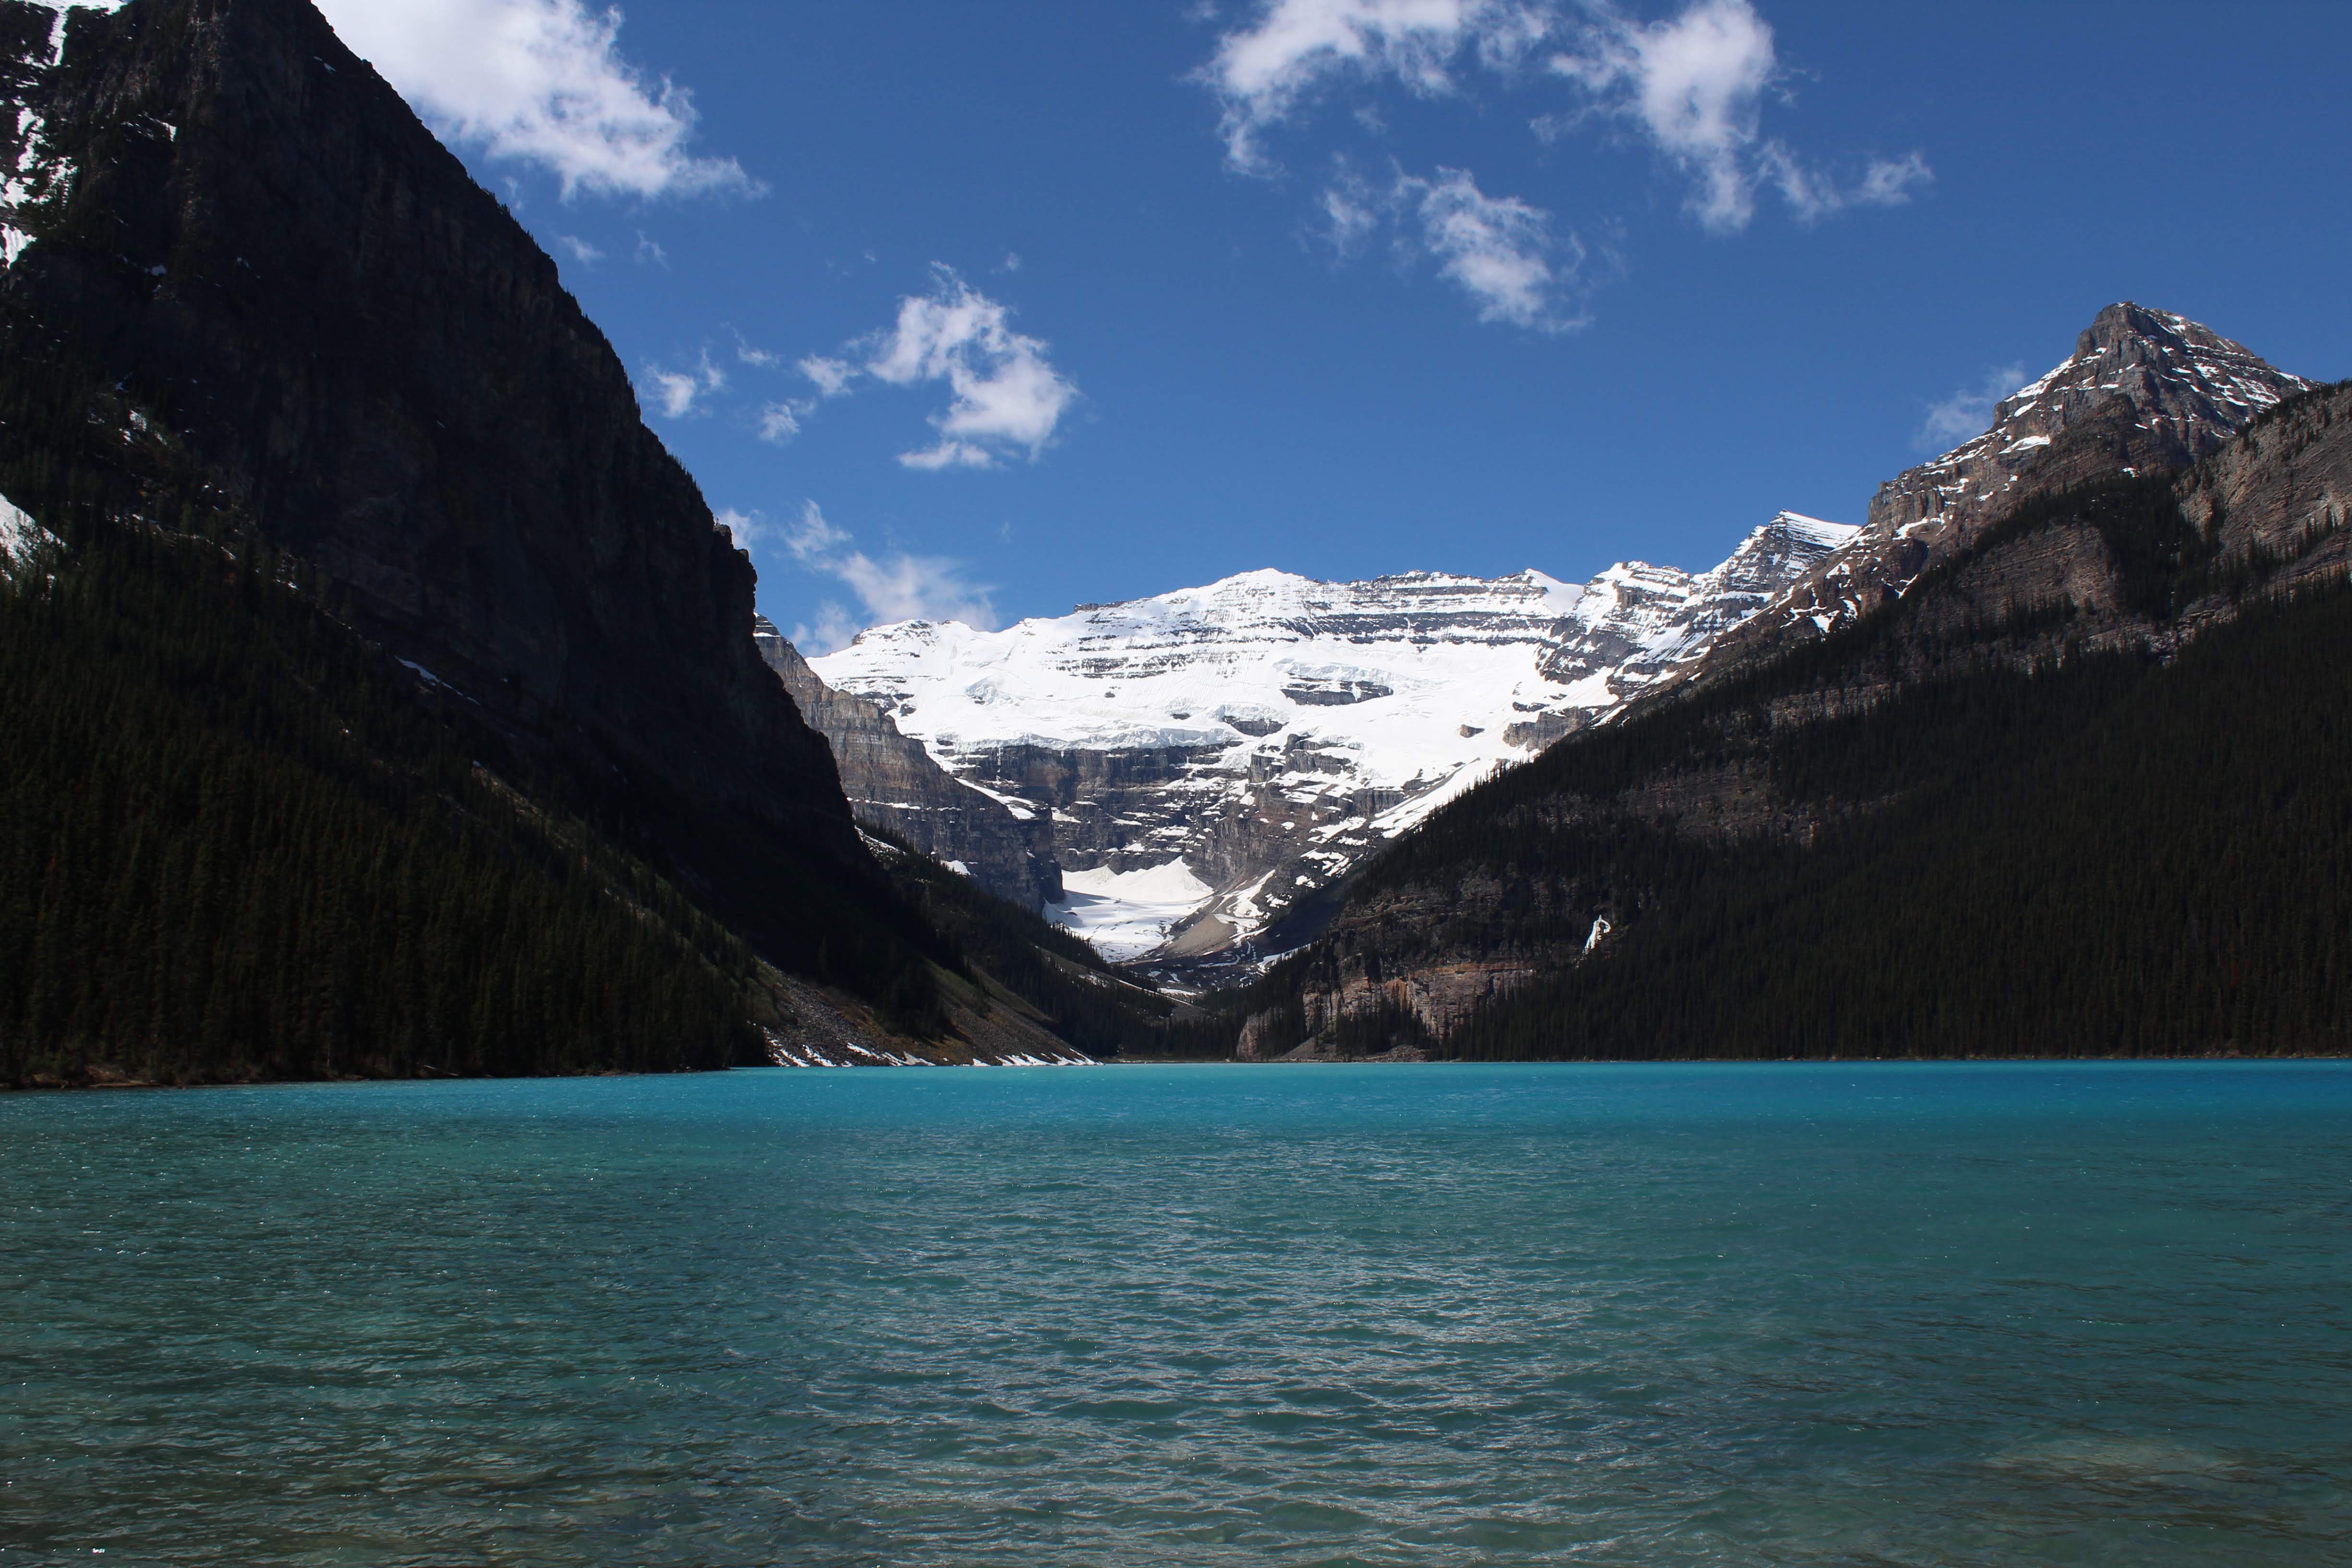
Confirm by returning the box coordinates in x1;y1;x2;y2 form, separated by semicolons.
812;519;1855;966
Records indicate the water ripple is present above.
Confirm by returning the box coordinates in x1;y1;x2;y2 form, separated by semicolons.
4;1062;2350;1565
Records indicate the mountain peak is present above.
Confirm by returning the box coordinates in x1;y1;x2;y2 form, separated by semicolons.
1868;303;2310;547
1653;305;2317;693
812;523;1855;968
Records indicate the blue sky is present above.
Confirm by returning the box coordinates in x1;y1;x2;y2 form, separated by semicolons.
315;0;2352;650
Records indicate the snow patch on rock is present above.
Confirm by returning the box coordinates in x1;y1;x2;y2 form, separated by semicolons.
0;493;61;574
814;515;1855;964
1048;860;1216;962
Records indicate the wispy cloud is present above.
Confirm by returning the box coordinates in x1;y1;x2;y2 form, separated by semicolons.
764;501;997;652
798;355;857;399
1323;159;1588;331
1916;362;2026;452
642;349;726;419
1760;145;1932;224
555;233;604;265
1554;0;1933;232
315;0;761;200
1205;0;1552;175
755;401;806;444
1410;166;1585;330
1201;0;1931;275
1549;0;1775;232
715;506;770;548
793;269;1079;471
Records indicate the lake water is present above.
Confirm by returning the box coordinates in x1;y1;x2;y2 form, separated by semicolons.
4;1062;2349;1566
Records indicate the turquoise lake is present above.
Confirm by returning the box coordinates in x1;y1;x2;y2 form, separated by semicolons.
4;1062;2349;1565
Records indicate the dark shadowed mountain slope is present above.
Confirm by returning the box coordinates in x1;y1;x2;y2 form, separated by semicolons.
0;0;961;1012
0;0;1190;1079
1222;378;2352;1062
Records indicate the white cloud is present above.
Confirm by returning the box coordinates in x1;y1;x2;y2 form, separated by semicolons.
1205;0;1551;173
315;0;759;200
1761;144;1933;224
779;502;997;650
1320;171;1384;254
1321;160;1586;331
555;234;604;265
1551;0;1775;232
799;355;856;398
795;269;1079;471
791;604;863;657
1552;1;1932;233
756;400;818;444
1916;362;2026;452
1856;151;1934;207
1205;0;1929;252
715;506;770;548
643;349;725;418
1411;166;1583;330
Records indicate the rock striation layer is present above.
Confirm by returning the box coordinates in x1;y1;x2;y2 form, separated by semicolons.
1699;304;2313;668
1253;323;2346;1062
754;618;1060;911
813;513;1857;966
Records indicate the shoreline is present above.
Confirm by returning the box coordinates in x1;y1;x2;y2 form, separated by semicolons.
10;1049;2348;1093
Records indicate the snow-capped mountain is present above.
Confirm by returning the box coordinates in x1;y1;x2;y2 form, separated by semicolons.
1705;304;2315;656
810;511;1856;965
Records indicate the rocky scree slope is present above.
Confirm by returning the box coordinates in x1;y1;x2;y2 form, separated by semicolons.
1235;368;2352;1062
0;0;1148;1070
813;514;1857;970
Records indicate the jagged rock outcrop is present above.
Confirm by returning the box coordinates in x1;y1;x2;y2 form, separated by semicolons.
753;617;1060;910
1697;304;2313;671
2175;386;2352;579
0;0;915;979
1262;363;2351;1061
813;516;1857;968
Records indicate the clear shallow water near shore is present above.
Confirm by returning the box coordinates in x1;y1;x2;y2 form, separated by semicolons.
4;1063;2349;1567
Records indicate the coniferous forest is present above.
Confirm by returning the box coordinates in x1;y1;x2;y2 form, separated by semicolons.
0;300;791;1084
0;509;771;1086
1237;467;2352;1062
1443;588;2352;1059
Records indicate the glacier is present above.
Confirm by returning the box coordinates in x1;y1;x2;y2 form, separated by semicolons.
811;511;1858;968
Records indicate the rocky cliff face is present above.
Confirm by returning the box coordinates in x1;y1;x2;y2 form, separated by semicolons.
1695;305;2313;671
813;514;1856;968
753;617;1060;911
0;0;908;977
1258;373;2352;1062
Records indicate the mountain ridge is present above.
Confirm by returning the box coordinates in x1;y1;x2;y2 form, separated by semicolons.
812;513;1858;969
0;0;1172;1079
1675;303;2314;689
1228;369;2352;1061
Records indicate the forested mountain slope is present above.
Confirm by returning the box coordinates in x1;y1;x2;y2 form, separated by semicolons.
0;0;1171;1082
1230;382;2352;1061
